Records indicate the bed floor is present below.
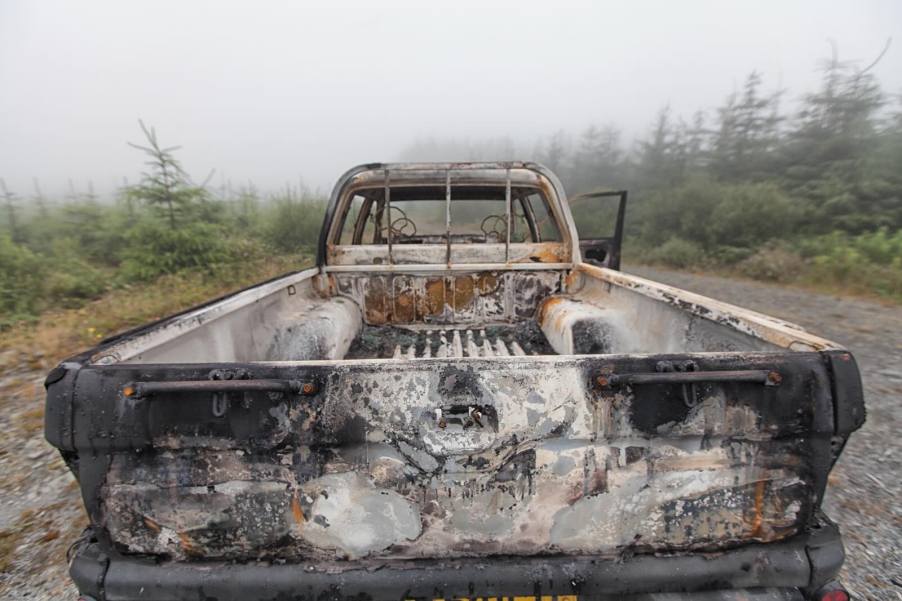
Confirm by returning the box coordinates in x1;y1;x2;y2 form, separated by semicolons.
343;322;556;360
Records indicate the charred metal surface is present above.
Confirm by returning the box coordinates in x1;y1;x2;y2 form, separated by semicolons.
46;163;865;600
345;323;555;359
327;242;570;267
58;352;839;564
70;520;843;600
573;265;842;353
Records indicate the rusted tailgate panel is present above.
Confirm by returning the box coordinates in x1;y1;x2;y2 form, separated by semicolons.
64;351;837;562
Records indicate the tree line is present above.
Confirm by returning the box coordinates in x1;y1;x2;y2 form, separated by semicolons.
2;52;901;326
551;54;902;297
404;52;902;297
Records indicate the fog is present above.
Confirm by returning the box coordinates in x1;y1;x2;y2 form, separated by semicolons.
2;0;901;197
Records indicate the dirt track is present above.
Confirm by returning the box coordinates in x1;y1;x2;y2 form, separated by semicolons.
0;267;899;600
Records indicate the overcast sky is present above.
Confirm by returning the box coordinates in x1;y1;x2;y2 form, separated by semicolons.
2;0;901;198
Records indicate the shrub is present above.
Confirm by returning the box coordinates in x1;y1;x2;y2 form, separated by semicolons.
45;259;110;307
118;219;236;281
0;236;46;326
635;179;803;252
636;177;723;248
795;229;902;300
260;197;326;253
797;228;902;265
854;228;902;265
708;183;803;248
737;245;807;283
646;237;706;269
710;245;755;266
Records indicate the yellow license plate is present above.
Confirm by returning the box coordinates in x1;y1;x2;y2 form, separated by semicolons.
412;597;578;601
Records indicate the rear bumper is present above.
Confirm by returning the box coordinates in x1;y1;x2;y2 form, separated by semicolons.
70;520;844;601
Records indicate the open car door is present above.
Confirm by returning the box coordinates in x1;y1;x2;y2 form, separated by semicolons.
571;190;628;270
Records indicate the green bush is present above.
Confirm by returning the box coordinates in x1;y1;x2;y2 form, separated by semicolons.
260;197;326;253
709;245;755;265
737;245;807;283
635;179;803;251
797;229;902;266
635;177;723;248
645;237;706;269
791;229;902;300
708;183;803;248
45;259;110;307
118;219;237;281
0;236;46;326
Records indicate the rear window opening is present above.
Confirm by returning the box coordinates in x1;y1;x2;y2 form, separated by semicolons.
336;186;562;246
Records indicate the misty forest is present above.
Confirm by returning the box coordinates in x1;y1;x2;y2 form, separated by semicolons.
2;56;901;331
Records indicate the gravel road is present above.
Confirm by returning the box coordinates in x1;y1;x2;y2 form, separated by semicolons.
0;267;898;600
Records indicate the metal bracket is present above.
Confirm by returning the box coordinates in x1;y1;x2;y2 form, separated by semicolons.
595;367;782;393
123;378;320;399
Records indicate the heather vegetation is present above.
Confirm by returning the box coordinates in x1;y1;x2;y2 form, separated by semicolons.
2;56;901;329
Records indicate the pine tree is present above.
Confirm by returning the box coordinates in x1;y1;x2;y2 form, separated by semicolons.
125;120;206;227
711;72;783;180
783;49;887;232
539;130;569;175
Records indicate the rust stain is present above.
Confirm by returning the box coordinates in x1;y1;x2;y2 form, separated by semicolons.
537;296;565;327
178;531;199;556
394;278;417;323
452;276;475;311
476;273;499;294
142;516;161;533
290;491;306;525
750;479;766;537
364;277;390;324
564;269;581;290
524;243;565;263
313;272;339;298
419;278;446;317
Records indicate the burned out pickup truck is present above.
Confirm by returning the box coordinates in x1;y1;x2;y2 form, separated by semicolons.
47;163;864;601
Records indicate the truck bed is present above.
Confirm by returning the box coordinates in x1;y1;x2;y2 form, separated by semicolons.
46;263;861;560
89;264;818;366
